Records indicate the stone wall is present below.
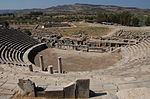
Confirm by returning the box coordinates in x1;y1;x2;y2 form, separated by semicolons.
18;79;90;98
23;43;48;65
45;36;137;53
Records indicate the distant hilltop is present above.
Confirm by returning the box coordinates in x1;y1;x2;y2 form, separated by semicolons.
46;3;149;12
0;3;150;14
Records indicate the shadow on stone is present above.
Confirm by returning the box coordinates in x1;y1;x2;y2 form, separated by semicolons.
36;87;45;91
89;90;107;98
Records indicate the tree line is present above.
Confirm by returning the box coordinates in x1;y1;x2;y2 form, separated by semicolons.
96;11;150;26
0;11;150;26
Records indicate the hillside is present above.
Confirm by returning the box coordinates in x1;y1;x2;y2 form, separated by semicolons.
0;3;150;14
46;3;145;12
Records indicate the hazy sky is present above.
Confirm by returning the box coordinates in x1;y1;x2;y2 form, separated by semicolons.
0;0;150;9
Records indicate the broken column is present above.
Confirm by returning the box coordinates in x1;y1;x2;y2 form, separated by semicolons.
75;79;90;98
58;57;63;73
48;65;54;74
29;64;33;72
39;55;44;71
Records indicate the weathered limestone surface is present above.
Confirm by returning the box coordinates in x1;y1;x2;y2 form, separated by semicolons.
17;79;36;97
45;86;64;98
64;82;76;98
1;27;150;99
116;87;150;99
76;79;90;98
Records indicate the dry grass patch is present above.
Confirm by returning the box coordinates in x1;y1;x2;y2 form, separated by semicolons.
44;26;110;36
10;22;113;36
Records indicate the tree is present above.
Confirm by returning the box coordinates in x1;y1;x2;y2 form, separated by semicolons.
145;17;150;26
118;11;133;26
96;12;134;26
97;13;107;23
29;11;43;16
131;17;140;26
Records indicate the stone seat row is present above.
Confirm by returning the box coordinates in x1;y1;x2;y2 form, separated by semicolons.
0;43;33;64
0;37;37;51
0;30;37;45
121;39;150;63
113;30;148;39
0;28;39;66
0;29;37;43
0;35;37;46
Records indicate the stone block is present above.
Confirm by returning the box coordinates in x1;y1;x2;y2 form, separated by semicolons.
45;86;64;98
36;91;45;97
17;79;36;97
64;82;76;98
76;79;90;98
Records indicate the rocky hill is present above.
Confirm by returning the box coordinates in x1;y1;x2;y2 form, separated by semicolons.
0;3;150;14
46;3;150;13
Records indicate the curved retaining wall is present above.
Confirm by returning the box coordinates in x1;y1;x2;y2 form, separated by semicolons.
23;43;48;65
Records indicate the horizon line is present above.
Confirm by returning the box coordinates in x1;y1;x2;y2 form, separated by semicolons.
0;3;149;10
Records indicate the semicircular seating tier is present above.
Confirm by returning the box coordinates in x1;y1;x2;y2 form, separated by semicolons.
121;39;150;64
0;27;39;66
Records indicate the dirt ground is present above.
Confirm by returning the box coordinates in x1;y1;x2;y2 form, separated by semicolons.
34;48;122;72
